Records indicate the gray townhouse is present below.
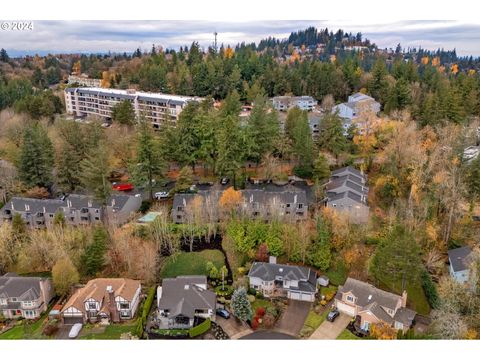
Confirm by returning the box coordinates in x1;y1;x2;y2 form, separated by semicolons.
0;273;54;320
1;193;141;229
172;188;308;224
325;166;369;224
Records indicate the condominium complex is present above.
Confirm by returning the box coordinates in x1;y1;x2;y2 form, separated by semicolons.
272;96;317;112
67;74;102;87
64;87;202;129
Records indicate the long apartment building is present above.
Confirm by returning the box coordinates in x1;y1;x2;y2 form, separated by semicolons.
64;87;202;129
272;96;317;112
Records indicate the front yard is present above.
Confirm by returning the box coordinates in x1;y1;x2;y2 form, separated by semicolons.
79;322;137;340
160;249;225;279
0;307;53;340
299;310;328;338
337;328;361;340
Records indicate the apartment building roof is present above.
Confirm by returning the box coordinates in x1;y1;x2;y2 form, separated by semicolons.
331;166;364;178
327;190;367;205
326;178;369;195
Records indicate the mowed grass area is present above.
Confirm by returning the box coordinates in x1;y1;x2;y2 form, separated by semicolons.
0;312;49;340
300;310;328;338
251;299;272;314
79;322;137;340
337;329;360;340
160;250;225;279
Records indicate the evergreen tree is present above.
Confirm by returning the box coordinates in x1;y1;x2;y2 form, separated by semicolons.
312;153;331;183
81;227;108;277
385;78;411;113
291;109;314;178
0;48;9;62
111;100;135;125
19;124;54;188
368;58;390;104
231;287;253;322
131;118;164;200
466;155;480;201
317;112;347;158
80;143;111;205
307;216;332;271
175;166;194;193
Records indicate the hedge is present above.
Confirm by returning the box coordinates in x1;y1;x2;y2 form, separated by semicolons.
189;318;211;338
135;286;156;338
421;271;439;309
151;328;189;337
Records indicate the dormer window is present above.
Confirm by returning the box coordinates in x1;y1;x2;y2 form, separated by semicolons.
346;295;354;303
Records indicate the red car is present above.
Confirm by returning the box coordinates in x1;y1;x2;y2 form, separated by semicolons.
112;182;134;191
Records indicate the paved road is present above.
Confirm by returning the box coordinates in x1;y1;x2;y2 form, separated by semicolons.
240;331;296;340
275;300;311;337
309;313;350;340
215;317;252;339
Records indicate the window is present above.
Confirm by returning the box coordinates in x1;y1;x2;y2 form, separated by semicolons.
24;310;35;318
346;295;354;302
119;302;129;310
11;297;17;302
298;203;303;209
88;302;96;310
23;301;34;307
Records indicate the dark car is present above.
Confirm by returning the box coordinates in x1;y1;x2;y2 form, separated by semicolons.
327;310;340;322
216;308;230;319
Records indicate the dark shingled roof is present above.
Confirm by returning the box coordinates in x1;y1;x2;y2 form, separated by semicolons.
393;307;417;327
448;246;473;272
158;276;216;318
248;262;317;293
0;274;45;310
327;190;367;205
331;166;364;178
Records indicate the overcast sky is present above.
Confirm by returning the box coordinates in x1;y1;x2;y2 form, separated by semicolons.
1;20;480;57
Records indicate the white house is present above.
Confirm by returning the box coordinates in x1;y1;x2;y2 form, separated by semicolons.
332;93;381;133
248;257;317;302
61;278;141;324
448;246;473;284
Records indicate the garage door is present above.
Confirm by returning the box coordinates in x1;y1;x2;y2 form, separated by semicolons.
336;302;356;316
63;316;84;325
288;291;314;302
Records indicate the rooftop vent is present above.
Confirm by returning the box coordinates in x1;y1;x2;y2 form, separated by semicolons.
184;285;189;290
279;268;283;273
367;294;372;301
106;285;113;293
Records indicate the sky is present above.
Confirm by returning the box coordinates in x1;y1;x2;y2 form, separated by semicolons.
1;20;480;57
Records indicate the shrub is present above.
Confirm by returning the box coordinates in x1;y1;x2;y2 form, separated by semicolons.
42;321;59;336
256;307;265;317
136;286;156;338
251;316;260;330
255;292;264;300
421;270;439;309
189;318;211;338
139;200;152;214
247;295;256;303
265;306;279;318
320;300;327;306
215;285;234;297
263;313;276;328
247;287;257;296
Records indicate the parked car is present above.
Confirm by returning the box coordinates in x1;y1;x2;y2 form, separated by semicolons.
220;177;230;185
112;182;134;191
68;323;83;338
154;191;170;200
216;308;230;319
327;310;340;322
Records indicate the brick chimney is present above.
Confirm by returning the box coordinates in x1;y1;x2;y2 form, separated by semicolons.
401;290;408;308
107;285;120;323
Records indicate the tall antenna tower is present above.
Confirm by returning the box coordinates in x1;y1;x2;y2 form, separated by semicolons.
214;31;218;53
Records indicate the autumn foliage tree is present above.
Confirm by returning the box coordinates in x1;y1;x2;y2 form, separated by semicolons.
219;187;243;218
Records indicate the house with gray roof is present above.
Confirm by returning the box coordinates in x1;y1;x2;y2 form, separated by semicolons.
172;188;308;224
0;273;54;320
272;95;317;112
332;93;381;122
156;276;216;329
448;246;473;284
248;258;317;302
326;167;369;224
335;277;416;333
1;193;141;229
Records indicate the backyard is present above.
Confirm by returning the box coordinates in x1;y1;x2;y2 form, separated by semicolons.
160;249;226;279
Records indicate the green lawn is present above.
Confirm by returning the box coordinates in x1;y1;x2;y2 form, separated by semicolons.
325;259;348;286
300;310;328;338
251;299;273;314
0;312;50;340
160;250;225;279
79;323;137;340
337;329;360;340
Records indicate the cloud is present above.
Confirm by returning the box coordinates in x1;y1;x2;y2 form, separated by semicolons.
0;20;479;56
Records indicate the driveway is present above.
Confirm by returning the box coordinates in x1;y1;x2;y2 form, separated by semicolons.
215;316;252;339
56;324;73;340
309;313;350;339
275;300;311;337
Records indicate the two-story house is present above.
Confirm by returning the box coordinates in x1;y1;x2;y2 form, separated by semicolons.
248;258;317;302
61;278;141;324
0;273;54;320
1;193;141;229
448;246;473;284
172;188;308;224
335;278;416;333
156;276;216;329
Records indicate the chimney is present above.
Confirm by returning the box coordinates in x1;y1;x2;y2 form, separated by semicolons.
88;200;92;207
269;256;277;264
11;201;14;211
107;285;120;323
401;290;407;308
294;194;297;204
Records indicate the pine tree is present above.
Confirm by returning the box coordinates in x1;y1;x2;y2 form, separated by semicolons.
81;227;108;277
19;124;54;188
307;216;332;271
466;155;480;201
368;58;390;104
131;118;164;200
80;143;111;205
111;100;135;125
313;153;331;183
231;287;253;322
291;109;314;178
317;112;347;158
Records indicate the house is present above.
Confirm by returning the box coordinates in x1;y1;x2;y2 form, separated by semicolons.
0;273;54;320
332;93;381;132
156;276;216;329
248;258;317;302
1;193;142;229
325;167;369;224
272;96;317;112
448;246;473;284
335;278;416;333
172;188;308;224
61;278;141;324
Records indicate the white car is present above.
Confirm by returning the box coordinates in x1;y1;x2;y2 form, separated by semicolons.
68;323;83;339
154;191;170;200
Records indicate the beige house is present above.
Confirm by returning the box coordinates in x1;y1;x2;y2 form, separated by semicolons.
334;278;416;333
61;278;141;325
